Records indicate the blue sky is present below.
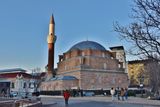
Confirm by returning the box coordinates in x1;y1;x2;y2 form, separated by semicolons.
0;0;134;70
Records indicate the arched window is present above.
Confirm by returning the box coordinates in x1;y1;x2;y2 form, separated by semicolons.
82;52;85;56
102;53;105;57
23;82;26;88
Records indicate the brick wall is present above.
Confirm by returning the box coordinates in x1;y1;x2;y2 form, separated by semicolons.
80;70;128;90
41;49;128;91
58;49;121;73
41;79;78;91
41;70;128;91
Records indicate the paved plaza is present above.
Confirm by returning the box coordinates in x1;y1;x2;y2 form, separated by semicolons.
41;95;160;107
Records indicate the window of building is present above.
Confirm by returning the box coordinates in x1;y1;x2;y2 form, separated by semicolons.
104;63;107;69
11;82;14;88
112;78;115;84
29;82;34;89
29;83;31;88
82;52;85;56
66;55;68;59
65;65;67;70
130;67;133;69
102;53;105;57
23;82;26;88
118;64;121;68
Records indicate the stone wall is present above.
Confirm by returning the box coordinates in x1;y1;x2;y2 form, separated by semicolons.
41;69;129;91
80;70;128;90
41;79;78;91
41;48;129;91
57;49;121;73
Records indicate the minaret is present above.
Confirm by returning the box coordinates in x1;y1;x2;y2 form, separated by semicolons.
47;15;56;79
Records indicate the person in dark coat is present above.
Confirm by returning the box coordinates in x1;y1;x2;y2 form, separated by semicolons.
63;90;70;105
117;87;121;100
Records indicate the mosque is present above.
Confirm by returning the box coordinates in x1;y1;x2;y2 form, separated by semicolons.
40;15;129;91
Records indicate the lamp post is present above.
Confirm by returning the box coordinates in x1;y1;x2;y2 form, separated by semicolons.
138;75;144;97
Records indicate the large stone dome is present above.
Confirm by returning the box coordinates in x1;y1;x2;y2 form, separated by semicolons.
69;41;106;51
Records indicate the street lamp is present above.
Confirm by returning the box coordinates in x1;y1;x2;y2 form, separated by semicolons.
138;75;144;97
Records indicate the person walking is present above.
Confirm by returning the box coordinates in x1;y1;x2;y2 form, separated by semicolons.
120;88;125;101
117;87;121;100
63;90;70;106
124;88;128;100
110;87;115;101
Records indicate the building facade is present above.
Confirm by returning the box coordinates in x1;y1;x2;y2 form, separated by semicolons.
0;68;39;97
40;15;129;91
128;60;150;87
41;41;129;91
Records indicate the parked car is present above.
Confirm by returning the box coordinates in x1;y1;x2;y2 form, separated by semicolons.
83;91;95;96
10;91;18;97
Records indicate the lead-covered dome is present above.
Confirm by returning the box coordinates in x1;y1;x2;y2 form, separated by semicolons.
69;41;106;51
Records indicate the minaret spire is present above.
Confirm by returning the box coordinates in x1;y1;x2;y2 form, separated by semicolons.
47;14;57;79
49;14;55;36
50;14;55;24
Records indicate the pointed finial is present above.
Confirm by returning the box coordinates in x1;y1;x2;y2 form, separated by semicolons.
86;36;88;41
50;14;55;24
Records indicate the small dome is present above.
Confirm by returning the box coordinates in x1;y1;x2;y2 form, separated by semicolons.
69;41;106;51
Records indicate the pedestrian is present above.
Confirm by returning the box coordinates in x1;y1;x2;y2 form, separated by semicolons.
101;88;104;96
63;90;70;106
110;87;115;101
120;88;125;101
124;88;128;100
73;89;76;97
117;87;121;100
1;89;6;97
80;89;83;97
78;88;81;97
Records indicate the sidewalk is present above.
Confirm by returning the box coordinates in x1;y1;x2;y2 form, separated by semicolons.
78;96;160;106
40;95;58;106
118;97;160;106
40;95;160;106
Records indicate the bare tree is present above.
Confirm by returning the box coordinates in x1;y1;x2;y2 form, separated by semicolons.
31;68;43;92
114;0;160;93
145;60;160;93
114;0;160;61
